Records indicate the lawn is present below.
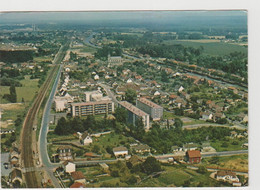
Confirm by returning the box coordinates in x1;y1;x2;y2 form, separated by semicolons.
163;40;248;56
89;131;136;155
33;56;52;62
138;165;227;187
158;166;190;186
210;138;248;152
47;131;77;143
80;46;97;53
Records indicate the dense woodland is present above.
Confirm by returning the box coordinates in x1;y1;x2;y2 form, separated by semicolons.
0;50;33;63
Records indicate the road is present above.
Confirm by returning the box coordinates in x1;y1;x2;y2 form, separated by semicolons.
38;65;62;188
99;83;119;105
201;150;248;158
183;123;247;130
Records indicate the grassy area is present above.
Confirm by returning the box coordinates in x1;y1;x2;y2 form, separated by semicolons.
80;46;97;53
33;56;52;62
201;154;248;172
210;138;248;152
0;103;25;122
0;75;39;104
89;132;136;155
138;165;229;187
47;131;77;143
163;40;248;56
157;166;190;186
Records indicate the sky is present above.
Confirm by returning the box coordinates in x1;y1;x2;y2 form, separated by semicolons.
0;11;247;25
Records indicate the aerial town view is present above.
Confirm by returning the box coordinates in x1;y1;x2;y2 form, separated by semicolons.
0;11;248;188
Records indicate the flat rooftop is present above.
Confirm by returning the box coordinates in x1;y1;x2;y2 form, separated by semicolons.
119;101;149;117
137;97;162;109
71;100;112;107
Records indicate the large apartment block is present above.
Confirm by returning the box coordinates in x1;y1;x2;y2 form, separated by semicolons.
71;100;114;117
118;101;150;130
136;98;163;121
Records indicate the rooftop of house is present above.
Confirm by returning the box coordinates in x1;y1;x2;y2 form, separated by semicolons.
81;131;91;140
119;101;149;117
113;146;128;152
71;171;85;180
129;155;143;165
70;182;85;188
10;168;22;180
187;150;201;158
137;97;162;109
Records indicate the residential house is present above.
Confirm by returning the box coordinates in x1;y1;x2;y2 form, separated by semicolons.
171;146;183;152
183;143;198;152
71;171;86;184
10;150;19;167
153;90;161;96
58;146;73;161
178;86;184;93
128;155;144;166
201;142;216;153
113;146;128;158
201;111;213;120
9;168;23;187
94;74;99;80
213;112;226;121
132;144;151;154
216;170;239;182
70;182;85;188
186;150;201;164
175;97;187;108
126;78;133;83
63;161;76;173
80;132;93;145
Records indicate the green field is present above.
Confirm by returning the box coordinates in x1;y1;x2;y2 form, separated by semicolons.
201;154;248;172
210;138;248;152
137;165;229;187
80;46;97;53
163;40;248;56
0;75;39;104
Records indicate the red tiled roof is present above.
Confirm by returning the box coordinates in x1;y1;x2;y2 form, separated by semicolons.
187;150;201;158
71;171;85;180
169;94;178;99
70;182;85;188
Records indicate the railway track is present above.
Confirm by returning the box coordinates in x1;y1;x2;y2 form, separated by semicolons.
20;65;59;188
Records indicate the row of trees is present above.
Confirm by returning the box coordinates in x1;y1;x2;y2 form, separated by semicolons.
54;115;117;136
3;85;17;103
0;50;33;63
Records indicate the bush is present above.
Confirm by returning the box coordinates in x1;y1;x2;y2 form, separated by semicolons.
197;166;207;174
